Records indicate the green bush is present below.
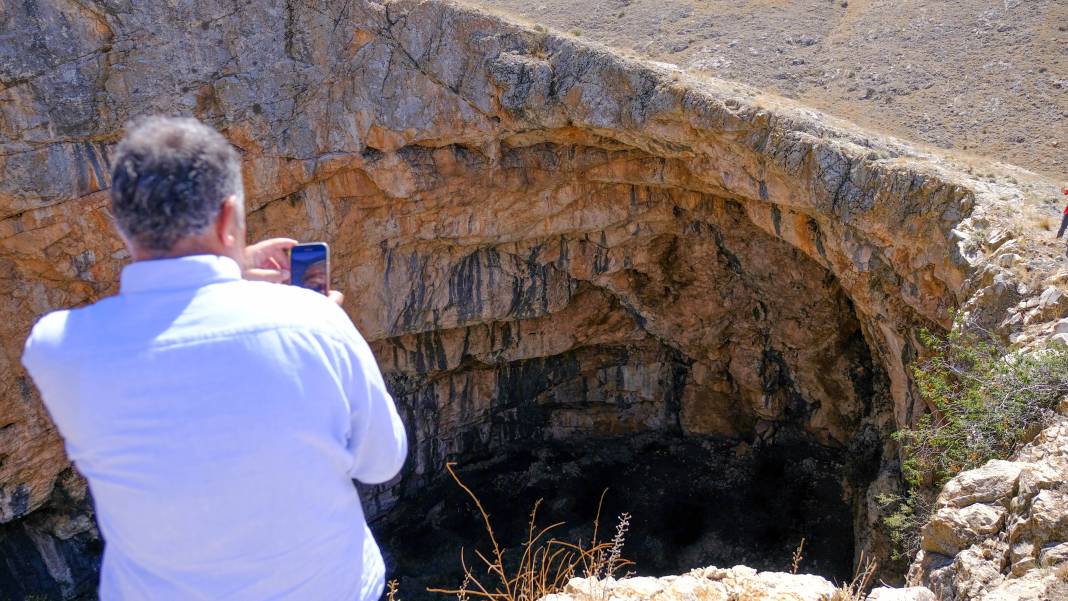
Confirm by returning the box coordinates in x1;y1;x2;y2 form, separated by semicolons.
881;325;1068;560
877;490;932;562
901;328;1068;489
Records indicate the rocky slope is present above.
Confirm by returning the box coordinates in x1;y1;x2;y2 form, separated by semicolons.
909;416;1068;601
0;0;1065;598
466;0;1068;178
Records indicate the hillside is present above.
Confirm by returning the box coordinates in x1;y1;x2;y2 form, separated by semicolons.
466;0;1068;179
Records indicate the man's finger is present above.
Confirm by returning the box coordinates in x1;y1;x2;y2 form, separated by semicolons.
250;237;298;251
327;290;345;306
248;238;298;270
244;268;290;283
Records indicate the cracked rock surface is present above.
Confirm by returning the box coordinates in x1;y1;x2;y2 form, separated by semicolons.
910;418;1068;601
0;0;1064;598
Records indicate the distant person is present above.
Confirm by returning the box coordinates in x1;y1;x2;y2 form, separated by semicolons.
21;117;407;601
1058;188;1068;258
301;259;329;294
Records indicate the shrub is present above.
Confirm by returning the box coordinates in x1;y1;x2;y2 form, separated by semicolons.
900;327;1068;490
876;490;933;562
882;325;1068;560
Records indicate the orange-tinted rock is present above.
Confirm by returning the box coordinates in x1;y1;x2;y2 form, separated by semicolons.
0;0;1062;597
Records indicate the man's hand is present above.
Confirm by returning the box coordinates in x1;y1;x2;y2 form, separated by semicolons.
245;238;346;307
244;238;297;283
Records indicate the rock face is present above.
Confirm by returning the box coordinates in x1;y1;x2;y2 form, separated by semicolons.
909;418;1068;601
0;0;1061;598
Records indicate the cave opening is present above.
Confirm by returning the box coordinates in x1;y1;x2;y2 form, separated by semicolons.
0;129;906;598
347;141;895;600
372;434;867;599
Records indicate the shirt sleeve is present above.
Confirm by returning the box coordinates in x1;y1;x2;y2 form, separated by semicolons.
23;313;54;375
22;312;66;414
327;306;408;485
21;311;81;446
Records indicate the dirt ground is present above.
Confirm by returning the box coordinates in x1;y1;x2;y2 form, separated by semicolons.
464;0;1067;180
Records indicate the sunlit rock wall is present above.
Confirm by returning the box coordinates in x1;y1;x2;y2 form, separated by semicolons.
0;0;990;596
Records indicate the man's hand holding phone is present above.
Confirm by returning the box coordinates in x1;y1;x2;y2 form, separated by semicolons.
244;237;297;283
243;238;343;306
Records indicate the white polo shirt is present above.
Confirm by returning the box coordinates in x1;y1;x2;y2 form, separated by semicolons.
22;254;407;601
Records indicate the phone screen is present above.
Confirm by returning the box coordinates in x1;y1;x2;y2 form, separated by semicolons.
290;242;330;295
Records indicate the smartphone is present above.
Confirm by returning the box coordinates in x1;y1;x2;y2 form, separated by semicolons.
289;242;330;295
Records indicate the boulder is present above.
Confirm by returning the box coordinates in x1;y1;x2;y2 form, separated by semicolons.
867;586;938;601
935;460;1022;509
549;566;838;601
921;505;1006;556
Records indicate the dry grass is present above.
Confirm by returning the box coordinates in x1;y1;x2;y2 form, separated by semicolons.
427;462;632;601
821;555;877;601
791;538;806;575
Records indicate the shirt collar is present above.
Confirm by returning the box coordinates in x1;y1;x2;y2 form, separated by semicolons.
120;255;243;294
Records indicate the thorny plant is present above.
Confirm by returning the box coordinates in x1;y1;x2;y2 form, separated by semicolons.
428;462;633;601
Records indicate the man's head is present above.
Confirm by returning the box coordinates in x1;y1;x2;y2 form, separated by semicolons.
110;116;246;262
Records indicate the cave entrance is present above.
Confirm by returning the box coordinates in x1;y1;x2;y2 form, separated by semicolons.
372;435;859;599
350;141;893;599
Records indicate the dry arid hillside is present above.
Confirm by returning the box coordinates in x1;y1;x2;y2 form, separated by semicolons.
466;0;1068;179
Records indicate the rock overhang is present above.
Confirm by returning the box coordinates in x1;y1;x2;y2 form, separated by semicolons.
0;0;1048;596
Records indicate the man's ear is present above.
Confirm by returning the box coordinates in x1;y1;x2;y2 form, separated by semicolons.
214;196;240;246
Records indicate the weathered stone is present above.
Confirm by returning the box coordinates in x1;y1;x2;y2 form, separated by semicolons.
1053;318;1068;335
0;0;1065;597
984;229;1013;253
936;460;1022;510
1037;542;1068;567
922;505;1006;556
995;253;1020;268
551;567;838;601
976;569;1068;601
1038;287;1065;311
867;586;938;601
911;418;1068;600
950;545;1008;601
1050;333;1068;348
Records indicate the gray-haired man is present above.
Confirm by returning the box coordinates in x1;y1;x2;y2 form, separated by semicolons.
22;117;407;600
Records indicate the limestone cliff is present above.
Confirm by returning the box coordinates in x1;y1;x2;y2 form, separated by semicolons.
0;0;1064;598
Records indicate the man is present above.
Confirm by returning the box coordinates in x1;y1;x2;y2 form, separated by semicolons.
1057;187;1068;258
21;117;407;600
